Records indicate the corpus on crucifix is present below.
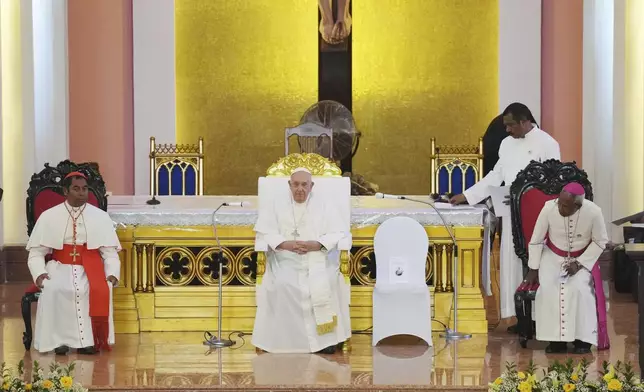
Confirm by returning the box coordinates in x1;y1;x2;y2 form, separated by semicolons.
319;0;351;45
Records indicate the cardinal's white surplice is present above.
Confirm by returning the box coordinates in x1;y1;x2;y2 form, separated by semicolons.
26;202;121;353
528;199;608;345
252;192;351;353
463;126;560;318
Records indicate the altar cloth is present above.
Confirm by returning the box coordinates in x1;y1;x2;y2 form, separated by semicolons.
107;195;494;295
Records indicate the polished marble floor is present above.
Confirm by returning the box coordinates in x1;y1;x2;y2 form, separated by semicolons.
0;283;639;389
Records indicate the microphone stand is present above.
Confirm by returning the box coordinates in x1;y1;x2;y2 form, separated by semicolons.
399;196;472;341
146;195;160;205
204;203;234;348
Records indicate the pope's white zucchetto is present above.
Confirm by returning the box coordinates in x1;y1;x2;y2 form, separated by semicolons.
291;167;311;175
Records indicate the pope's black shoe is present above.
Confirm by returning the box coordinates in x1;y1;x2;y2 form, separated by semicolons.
545;342;567;354
54;346;69;356
316;345;336;355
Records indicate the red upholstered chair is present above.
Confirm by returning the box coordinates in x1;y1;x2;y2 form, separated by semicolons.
509;159;593;348
22;160;107;350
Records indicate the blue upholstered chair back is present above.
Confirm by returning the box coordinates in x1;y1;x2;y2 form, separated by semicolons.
429;138;483;196
149;137;204;196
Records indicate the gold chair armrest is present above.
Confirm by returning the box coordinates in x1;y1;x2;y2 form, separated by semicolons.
340;250;351;284
256;251;266;285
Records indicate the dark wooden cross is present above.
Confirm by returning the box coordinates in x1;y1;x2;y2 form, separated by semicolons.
318;0;352;173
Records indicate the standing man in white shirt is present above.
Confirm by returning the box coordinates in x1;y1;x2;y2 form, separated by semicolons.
449;103;561;330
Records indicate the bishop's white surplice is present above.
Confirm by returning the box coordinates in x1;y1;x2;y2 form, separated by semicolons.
26;202;121;353
528;199;608;345
463;126;560;318
252;191;351;353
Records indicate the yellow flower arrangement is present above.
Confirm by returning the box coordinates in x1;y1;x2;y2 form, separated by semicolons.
0;360;87;392
563;383;576;392
608;378;623;391
518;380;533;392
60;377;73;389
489;359;644;392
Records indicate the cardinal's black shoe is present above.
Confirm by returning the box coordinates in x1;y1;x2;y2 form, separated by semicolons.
77;347;98;355
572;340;591;355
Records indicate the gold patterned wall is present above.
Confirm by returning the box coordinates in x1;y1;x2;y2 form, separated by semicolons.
352;0;498;195
175;0;318;195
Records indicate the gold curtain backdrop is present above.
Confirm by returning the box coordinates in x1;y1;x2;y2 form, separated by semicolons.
175;0;498;195
175;0;318;195
352;0;498;195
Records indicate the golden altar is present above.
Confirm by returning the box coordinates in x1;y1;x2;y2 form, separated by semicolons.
109;195;493;336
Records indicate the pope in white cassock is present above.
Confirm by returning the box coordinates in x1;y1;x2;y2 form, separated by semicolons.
26;172;121;355
252;168;351;354
525;183;609;354
450;103;561;325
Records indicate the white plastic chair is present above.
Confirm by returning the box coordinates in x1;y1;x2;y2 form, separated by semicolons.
372;216;432;346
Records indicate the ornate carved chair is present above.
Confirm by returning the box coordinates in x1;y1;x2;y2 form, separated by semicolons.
285;123;334;159
509;159;592;348
149;137;204;196
429;138;483;197
254;153;352;350
23;160;107;350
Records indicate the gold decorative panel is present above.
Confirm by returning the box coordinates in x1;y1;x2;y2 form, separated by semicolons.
352;0;498;194
175;0;318;195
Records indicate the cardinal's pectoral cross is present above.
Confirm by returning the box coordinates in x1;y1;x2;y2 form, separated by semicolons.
70;247;80;263
291;229;300;239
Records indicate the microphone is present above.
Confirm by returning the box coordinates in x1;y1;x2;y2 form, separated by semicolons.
223;201;251;207
205;200;249;349
375;192;403;200
374;193;471;341
146;195;160;205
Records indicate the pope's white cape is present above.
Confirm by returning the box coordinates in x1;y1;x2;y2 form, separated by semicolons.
25;202;121;352
463;127;561;318
252;192;351;353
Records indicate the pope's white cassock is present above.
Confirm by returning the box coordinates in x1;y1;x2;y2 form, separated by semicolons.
26;202;121;352
463;126;560;318
252;191;352;353
528;199;608;345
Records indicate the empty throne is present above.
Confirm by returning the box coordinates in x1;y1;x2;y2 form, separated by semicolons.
23;160;107;350
509;159;592;348
429;138;483;197
149;137;204;196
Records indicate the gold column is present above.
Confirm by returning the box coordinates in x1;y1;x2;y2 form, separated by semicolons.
135;244;144;292
434;245;444;292
145;244;155;292
445;244;454;292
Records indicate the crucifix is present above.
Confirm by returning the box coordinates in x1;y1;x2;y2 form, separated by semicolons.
292;229;300;239
70;247;80;263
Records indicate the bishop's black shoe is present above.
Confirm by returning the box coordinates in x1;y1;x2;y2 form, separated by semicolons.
54;346;69;356
545;342;568;354
572;340;592;355
77;347;98;355
507;324;518;334
316;345;336;355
